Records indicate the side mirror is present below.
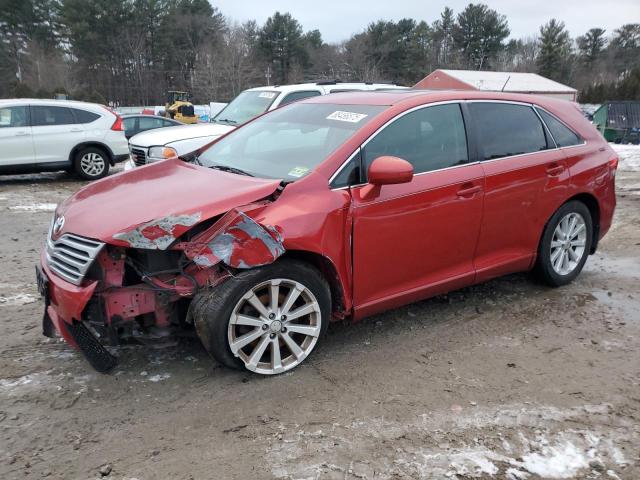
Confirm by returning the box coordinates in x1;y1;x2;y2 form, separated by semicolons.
367;156;414;185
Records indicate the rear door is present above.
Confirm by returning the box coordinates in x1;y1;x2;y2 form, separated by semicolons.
469;101;570;282
0;105;34;166
350;103;484;316
31;105;85;164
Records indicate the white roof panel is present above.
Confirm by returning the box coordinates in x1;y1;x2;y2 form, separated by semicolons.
440;69;577;93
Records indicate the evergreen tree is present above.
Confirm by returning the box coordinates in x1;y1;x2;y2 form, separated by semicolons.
537;19;572;82
257;12;307;85
453;3;510;70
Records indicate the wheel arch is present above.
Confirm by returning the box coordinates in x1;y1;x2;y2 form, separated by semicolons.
70;142;115;165
565;192;601;254
280;250;347;319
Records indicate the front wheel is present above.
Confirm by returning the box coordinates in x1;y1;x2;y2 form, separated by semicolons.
74;147;110;180
192;260;331;375
535;200;593;287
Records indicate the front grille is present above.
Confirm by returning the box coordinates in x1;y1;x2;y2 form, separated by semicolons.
45;233;105;285
130;146;147;166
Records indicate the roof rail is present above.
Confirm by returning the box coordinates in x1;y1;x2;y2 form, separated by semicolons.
316;79;343;85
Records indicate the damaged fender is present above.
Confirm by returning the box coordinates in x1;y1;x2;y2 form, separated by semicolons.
182;210;285;269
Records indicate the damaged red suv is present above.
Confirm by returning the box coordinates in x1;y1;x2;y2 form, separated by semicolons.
37;90;617;375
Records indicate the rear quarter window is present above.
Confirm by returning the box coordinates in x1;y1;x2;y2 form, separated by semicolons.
536;108;583;147
72;108;101;124
469;103;549;160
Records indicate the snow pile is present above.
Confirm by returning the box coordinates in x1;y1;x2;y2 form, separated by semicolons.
612;144;640;172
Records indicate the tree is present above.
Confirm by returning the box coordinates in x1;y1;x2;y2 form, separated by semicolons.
577;28;606;67
537;19;572;83
257;12;307;85
432;7;456;66
610;23;640;75
453;3;510;70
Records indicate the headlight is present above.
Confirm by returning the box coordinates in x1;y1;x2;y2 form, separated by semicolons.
148;146;178;162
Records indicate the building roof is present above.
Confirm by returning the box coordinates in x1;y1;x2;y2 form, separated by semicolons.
434;70;577;94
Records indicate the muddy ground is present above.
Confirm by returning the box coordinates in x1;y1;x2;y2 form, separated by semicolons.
0;167;638;480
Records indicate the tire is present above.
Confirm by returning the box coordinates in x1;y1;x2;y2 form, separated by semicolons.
192;260;331;375
535;200;593;287
74;146;110;180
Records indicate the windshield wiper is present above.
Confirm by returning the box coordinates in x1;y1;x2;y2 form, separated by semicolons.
209;165;254;177
214;118;237;125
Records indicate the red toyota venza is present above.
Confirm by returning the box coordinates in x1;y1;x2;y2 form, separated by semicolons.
37;90;617;375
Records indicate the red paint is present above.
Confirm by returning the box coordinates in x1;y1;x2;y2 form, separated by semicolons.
40;90;617;355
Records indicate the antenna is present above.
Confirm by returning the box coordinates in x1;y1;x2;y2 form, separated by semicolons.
501;75;511;92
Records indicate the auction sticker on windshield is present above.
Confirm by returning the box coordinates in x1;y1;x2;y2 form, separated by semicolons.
326;111;368;123
287;166;309;178
258;92;276;99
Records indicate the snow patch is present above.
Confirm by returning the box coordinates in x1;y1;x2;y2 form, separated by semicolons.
8;203;57;212
521;441;588;478
612;144;640;172
0;293;39;306
148;373;171;382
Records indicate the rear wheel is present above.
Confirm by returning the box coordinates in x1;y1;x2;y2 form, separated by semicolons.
535;200;593;287
74;147;110;180
192;260;330;374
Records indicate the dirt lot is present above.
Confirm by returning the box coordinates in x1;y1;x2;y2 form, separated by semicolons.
0;164;639;480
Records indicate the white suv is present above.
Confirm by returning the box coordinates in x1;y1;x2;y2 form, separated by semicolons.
126;81;407;168
0;99;129;179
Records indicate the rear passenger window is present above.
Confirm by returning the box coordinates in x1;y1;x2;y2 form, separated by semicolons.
72;108;100;124
363;103;468;175
279;91;322;106
469;103;548;160
32;106;76;126
536;108;582;147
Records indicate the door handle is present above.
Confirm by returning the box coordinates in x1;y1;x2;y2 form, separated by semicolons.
70;128;83;132
14;131;29;136
456;184;481;197
546;164;564;176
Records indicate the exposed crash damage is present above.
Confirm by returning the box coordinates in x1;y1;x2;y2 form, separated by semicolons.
41;198;289;372
182;210;285;269
112;212;202;250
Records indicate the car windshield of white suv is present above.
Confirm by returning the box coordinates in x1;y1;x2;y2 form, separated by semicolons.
212;90;280;126
198;103;386;181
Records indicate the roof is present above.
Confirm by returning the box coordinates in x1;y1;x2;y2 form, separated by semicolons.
0;98;107;107
432;70;576;94
246;82;407;94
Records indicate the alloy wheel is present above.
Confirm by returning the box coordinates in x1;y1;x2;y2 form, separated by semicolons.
550;212;587;275
80;152;106;177
227;278;322;374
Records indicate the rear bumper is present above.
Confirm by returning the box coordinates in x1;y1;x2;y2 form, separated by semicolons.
113;153;129;164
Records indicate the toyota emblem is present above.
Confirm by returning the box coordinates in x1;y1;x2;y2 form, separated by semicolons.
53;215;65;235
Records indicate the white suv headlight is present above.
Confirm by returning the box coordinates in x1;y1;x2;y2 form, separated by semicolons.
148;146;178;162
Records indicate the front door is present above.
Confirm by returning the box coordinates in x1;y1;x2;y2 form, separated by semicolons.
31;105;85;164
351;103;484;318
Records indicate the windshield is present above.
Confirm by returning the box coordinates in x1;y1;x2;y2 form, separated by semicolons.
198;103;386;181
212;90;280;126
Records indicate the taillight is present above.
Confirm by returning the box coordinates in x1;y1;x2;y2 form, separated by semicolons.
609;156;619;173
111;115;124;131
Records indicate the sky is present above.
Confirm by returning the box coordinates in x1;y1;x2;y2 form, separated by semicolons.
212;0;640;43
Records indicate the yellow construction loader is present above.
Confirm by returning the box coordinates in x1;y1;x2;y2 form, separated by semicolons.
164;91;198;124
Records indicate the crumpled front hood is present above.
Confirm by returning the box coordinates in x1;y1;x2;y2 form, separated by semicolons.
56;159;281;248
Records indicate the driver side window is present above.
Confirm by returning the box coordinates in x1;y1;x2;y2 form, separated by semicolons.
362;103;469;177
